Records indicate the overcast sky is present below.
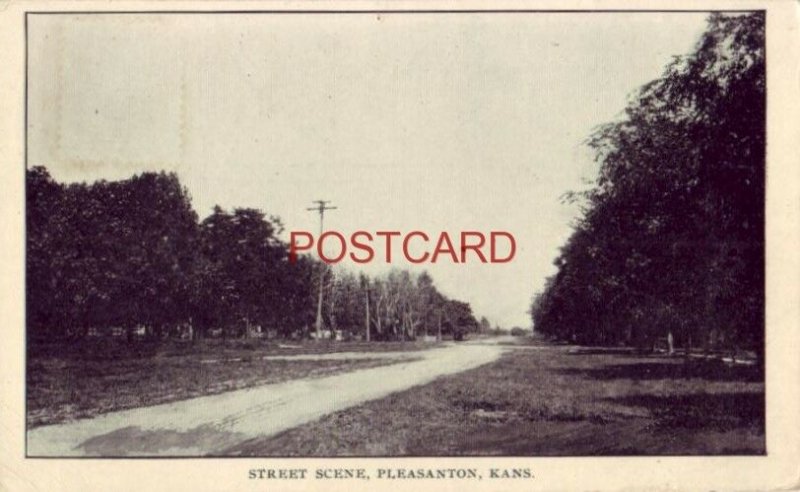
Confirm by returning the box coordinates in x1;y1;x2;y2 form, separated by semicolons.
28;12;709;328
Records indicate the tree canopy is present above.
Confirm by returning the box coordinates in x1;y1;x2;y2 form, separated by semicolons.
26;167;480;343
531;13;765;363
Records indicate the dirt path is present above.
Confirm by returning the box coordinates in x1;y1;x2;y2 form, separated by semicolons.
200;350;426;364
27;340;508;456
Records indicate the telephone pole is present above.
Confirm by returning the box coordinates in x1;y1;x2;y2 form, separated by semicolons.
307;200;337;340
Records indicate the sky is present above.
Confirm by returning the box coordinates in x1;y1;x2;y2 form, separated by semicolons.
27;12;710;328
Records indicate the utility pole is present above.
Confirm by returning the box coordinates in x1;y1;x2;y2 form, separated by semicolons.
307;200;337;340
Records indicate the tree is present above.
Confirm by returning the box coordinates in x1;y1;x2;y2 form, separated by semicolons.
26;168;200;342
26;166;66;340
531;13;765;366
195;206;295;339
27;168;484;347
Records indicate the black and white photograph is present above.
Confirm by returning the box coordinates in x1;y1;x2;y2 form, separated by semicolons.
0;3;795;488
19;8;771;460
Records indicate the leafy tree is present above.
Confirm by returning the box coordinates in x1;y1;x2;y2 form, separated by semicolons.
194;206;294;338
26;166;66;340
27;167;484;347
532;13;765;366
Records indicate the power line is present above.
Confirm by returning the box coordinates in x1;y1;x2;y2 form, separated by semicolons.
306;200;337;339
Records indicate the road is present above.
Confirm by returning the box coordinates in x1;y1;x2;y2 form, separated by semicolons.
27;339;511;457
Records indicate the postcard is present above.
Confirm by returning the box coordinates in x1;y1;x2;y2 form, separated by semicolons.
1;1;798;490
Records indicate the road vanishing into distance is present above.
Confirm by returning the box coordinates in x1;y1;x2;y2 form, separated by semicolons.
27;338;515;456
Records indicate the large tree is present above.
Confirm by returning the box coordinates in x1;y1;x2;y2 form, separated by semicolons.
532;13;765;364
27;168;482;345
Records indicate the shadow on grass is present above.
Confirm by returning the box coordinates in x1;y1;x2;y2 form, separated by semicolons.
606;391;765;432
557;359;763;382
566;348;639;356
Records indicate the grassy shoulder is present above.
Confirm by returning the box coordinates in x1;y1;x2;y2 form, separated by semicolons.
228;341;764;456
27;338;429;428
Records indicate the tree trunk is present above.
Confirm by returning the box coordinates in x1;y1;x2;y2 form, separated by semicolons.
684;334;692;360
365;289;370;342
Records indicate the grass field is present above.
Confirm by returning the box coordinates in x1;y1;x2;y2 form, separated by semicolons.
27;338;432;428
227;341;765;456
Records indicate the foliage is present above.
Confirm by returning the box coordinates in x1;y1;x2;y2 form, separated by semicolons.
531;13;765;364
26;168;479;342
324;267;479;341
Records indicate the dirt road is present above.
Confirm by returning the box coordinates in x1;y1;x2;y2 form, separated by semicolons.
27;339;509;456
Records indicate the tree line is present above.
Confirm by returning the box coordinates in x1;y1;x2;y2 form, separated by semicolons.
26;167;480;343
530;13;765;364
320;268;483;341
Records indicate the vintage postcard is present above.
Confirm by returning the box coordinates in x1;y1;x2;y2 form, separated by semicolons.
0;0;798;491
